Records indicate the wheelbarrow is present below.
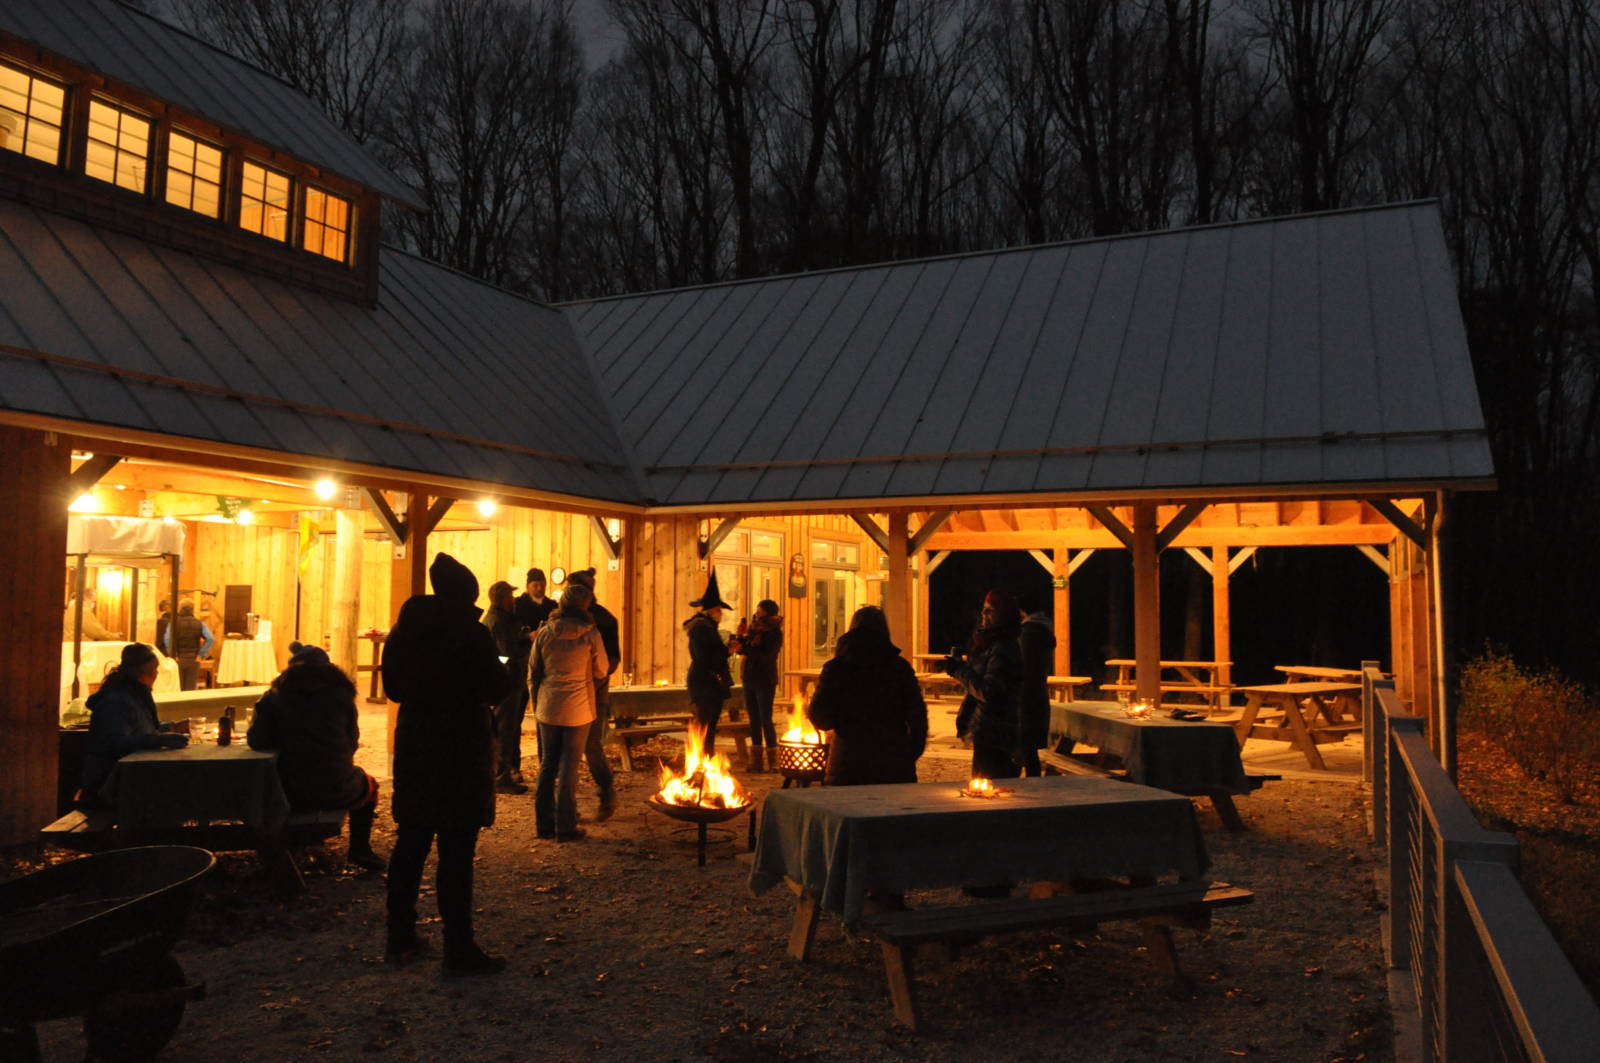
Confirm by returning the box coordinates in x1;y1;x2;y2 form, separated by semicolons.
0;846;214;1062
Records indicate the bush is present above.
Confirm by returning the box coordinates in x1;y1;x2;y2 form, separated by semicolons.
1458;649;1600;804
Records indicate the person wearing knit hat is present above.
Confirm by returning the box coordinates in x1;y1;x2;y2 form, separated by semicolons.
514;567;558;639
78;642;187;802
566;569;620;821
287;640;331;668
382;552;513;976
482;581;531;793
944;588;1025;782
684;572;737;753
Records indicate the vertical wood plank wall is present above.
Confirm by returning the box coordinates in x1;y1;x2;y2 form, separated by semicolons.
1;427;69;846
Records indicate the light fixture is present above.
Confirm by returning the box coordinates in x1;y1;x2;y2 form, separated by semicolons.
236;508;255;525
606;517;622;539
314;478;337;501
112;484;126;491
477;498;498;519
99;569;124;593
69;491;98;513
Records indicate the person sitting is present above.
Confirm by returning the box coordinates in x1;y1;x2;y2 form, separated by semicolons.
808;606;928;787
78;642;187;805
248;642;385;871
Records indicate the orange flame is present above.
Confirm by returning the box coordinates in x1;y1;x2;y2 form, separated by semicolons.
780;691;823;744
656;722;750;809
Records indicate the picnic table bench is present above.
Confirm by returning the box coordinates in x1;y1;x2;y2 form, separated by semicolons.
861;880;1254;1029
1102;659;1232;712
611;717;753;771
1234;681;1362;770
40;807;345;853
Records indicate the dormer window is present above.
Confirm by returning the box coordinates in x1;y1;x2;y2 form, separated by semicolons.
165;130;222;218
85;100;150;193
0;60;65;164
302;186;351;263
239;160;290;241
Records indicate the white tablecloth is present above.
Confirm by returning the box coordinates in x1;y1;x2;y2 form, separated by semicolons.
216;638;280;685
61;640;131;707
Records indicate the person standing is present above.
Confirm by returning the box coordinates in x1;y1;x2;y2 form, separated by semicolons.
735;599;784;771
78;643;187;801
807;606;927;786
510;568;556;769
248;641;385;871
683;573;735;753
567;568;618;822
946;589;1025;781
1017;592;1057;777
529;583;607;841
64;588;121;642
154;600;173;657
163;601;214;691
483;581;532;794
514;567;558;634
382;553;512;976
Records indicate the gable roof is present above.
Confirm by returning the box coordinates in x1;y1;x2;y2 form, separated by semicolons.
0;198;638;504
566;201;1493;508
0;0;417;205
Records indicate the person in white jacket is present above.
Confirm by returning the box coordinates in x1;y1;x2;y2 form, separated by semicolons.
528;583;607;841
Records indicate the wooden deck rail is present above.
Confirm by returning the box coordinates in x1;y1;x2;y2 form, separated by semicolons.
1363;665;1600;1062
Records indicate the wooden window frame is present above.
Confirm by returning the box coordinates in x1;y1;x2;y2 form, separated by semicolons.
83;96;153;194
164;127;225;219
237;158;293;244
0;56;66;166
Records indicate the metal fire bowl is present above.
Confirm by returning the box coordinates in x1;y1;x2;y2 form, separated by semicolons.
647;795;751;825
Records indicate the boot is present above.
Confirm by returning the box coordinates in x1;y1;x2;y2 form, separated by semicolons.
442;939;506;977
347;804;386;872
594;793;616;823
384;928;429;966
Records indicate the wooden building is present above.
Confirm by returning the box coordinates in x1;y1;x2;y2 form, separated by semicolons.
0;0;1491;846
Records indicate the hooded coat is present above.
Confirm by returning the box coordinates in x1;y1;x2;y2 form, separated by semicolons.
1018;613;1057;751
80;670;168;794
247;660;370;810
953;630;1024;754
807;627;928;786
382;555;512;828
529;608;607;727
736;614;784;689
684;612;732;704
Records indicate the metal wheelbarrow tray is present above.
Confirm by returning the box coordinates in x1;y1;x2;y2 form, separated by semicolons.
0;845;214;1062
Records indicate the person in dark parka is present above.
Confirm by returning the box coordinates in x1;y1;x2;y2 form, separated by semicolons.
248;641;384;870
482;581;532;794
947;589;1025;780
807;606;927;787
683;572;736;753
1016;592;1057;777
79;642;187;800
735;599;784;771
382;553;512;976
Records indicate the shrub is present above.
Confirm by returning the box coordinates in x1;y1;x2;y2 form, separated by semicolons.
1458;649;1600;804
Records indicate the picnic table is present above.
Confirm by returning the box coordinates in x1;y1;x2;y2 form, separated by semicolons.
215;637;279;686
1102;659;1233;712
1234;682;1362;770
783;668;823;699
1273;664;1366;684
606;684;749;770
749;776;1244;1028
1047;701;1262;830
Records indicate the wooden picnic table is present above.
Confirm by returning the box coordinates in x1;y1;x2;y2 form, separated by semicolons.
783;668;823;699
1234;682;1362;770
1102;659;1233;712
1273;664;1366;684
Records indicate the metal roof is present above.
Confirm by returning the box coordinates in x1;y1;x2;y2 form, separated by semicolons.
0;198;639;503
567;201;1494;508
0;0;418;205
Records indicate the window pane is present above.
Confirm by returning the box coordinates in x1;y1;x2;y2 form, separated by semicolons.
85;101;151;193
301;185;351;262
0;61;66;165
751;532;782;560
239;161;290;241
165;131;223;218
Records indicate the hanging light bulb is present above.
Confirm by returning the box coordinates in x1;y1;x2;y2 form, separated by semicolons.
314;477;337;501
236;508;255;525
477;498;498;519
69;491;98;513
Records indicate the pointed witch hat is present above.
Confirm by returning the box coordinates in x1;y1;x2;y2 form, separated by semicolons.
691;570;733;610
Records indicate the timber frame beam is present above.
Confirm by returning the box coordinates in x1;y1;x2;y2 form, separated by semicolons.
66;452;122;496
852;511;955;561
590;515;623;562
364;488;455;545
698;518;742;560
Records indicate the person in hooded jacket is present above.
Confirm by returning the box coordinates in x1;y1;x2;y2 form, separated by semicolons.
807;606;927;786
1016;592;1058;777
381;553;512;976
567;568;618;822
684;573;736;753
734;599;784;771
78;642;187;802
529;582;608;841
946;589;1025;780
248;641;385;871
482;580;532;794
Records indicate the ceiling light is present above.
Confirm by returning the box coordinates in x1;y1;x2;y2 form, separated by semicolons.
236;508;255;525
69;492;98;513
477;498;498;519
314;478;337;501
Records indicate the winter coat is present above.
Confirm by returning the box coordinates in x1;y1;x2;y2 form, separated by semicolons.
514;593;557;636
529;609;607;727
1018;613;1057;751
953;630;1024;755
482;603;531;664
64;600;117;641
684;612;732;705
808;627;928;787
247;661;370;811
589;601;621;674
736;615;784;690
80;671;172;794
383;579;512;829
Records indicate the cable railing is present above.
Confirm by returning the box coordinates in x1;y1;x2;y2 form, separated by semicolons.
1362;663;1600;1062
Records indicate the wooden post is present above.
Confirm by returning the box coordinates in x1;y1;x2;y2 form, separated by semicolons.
1132;503;1161;704
1052;548;1071;676
330;508;363;676
1211;544;1231;689
0;427;70;845
886;512;911;653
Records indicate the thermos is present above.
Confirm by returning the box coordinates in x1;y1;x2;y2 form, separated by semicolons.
217;707;233;746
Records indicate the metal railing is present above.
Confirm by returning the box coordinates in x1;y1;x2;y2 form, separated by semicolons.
1362;663;1600;1062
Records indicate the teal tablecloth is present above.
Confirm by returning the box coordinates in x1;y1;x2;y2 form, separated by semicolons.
1050;701;1250;795
101;744;290;834
749;776;1208;924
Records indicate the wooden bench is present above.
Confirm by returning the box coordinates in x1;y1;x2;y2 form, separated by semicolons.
1037;748;1278;832
1234;682;1362;770
41;808;346;853
612;720;752;771
860;880;1254;1029
1100;681;1234;710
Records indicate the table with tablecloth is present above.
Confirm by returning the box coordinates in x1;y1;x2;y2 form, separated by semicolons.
99;744;289;834
216;637;280;685
1049;700;1251;795
749;775;1208;925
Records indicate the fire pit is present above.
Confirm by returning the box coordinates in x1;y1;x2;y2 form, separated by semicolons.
647;795;751;867
648;723;752;866
775;696;828;789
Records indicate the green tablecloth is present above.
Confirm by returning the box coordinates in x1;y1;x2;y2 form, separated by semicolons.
1050;701;1250;794
749;776;1208;924
101;744;290;834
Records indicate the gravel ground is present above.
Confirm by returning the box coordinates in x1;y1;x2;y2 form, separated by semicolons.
24;726;1392;1063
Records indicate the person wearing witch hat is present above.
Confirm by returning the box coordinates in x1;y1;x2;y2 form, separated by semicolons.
684;572;738;753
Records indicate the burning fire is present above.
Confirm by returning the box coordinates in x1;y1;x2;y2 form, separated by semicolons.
960;776;1012;799
656;723;750;809
780;692;823;744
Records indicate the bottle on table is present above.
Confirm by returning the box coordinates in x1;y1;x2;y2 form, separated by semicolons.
218;706;233;746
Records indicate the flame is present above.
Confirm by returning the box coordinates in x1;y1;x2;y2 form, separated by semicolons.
780;691;823;744
967;776;994;795
656;722;750;809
